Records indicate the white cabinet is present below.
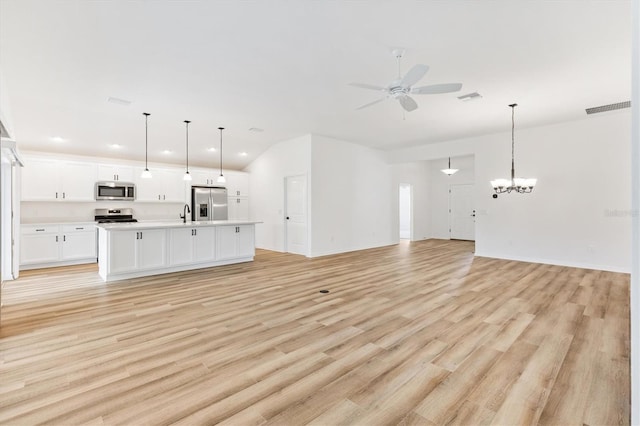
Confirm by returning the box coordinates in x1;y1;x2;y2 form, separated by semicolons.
21;159;59;201
168;227;215;266
108;229;166;274
20;223;96;269
138;229;167;269
60;224;97;261
20;225;60;265
97;164;134;182
98;223;256;281
216;225;254;260
225;172;249;197
227;197;249;221
135;167;185;202
188;170;218;186
108;231;137;274
22;158;97;201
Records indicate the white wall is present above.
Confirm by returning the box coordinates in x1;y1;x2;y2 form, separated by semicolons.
0;69;15;139
390;162;431;241
389;111;631;273
246;134;311;253
475;112;631;272
428;155;475;240
310;134;394;257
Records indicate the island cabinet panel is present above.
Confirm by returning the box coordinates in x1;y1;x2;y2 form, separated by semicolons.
193;227;216;262
98;222;257;282
108;231;137;274
168;227;215;266
138;229;167;270
107;229;166;274
216;225;254;260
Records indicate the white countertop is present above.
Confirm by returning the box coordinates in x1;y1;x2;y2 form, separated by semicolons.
96;220;261;231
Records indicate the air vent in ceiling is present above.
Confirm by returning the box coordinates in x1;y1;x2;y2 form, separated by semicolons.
107;97;132;106
457;92;482;102
585;101;630;115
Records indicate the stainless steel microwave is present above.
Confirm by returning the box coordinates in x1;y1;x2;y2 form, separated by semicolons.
95;181;136;201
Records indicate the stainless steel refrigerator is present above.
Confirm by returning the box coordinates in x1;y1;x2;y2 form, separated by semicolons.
191;186;228;221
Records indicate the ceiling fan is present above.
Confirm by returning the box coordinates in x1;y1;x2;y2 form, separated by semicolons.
350;49;463;112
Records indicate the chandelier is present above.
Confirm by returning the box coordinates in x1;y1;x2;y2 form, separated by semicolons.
490;103;537;194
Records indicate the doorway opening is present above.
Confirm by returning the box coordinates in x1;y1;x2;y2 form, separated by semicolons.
399;183;412;240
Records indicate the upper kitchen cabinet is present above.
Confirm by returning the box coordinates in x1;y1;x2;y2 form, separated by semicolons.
187;169;218;186
134;167;185;202
224;171;249;197
97;164;134;182
22;157;97;201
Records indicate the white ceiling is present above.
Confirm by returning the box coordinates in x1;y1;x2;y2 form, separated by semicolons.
0;0;632;170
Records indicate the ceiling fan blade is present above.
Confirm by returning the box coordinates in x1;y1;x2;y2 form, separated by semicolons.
411;83;463;95
398;95;418;112
356;97;387;110
400;64;429;88
349;82;387;91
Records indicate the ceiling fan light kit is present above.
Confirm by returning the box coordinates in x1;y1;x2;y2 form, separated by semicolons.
490;103;537;195
350;50;462;112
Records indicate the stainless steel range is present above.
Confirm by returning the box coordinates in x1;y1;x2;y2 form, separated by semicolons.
94;208;138;223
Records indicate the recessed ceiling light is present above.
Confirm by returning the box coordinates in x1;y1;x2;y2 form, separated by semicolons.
162;150;172;155
239;152;248;157
109;144;122;149
207;147;217;152
249;127;264;132
50;136;66;143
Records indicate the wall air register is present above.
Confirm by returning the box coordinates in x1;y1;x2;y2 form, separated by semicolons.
585;101;631;115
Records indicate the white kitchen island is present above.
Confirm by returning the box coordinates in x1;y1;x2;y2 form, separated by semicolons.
97;220;260;282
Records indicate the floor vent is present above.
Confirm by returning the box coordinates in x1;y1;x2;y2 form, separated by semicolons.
585;101;631;115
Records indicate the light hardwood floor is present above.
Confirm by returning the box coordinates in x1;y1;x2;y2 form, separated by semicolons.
0;240;630;425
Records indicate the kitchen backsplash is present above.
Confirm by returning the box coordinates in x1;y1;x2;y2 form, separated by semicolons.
21;201;186;224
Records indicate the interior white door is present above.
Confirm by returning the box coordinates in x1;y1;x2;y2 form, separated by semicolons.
450;184;475;241
285;175;307;256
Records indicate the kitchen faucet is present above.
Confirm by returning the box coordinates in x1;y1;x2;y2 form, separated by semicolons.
180;204;191;223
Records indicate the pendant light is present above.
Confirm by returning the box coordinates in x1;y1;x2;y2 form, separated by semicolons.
140;112;152;179
183;120;192;181
490;104;537;194
441;157;459;176
217;127;226;184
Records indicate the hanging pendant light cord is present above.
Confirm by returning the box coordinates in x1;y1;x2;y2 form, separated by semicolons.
219;127;224;176
144;112;150;169
185;120;190;173
510;104;516;181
